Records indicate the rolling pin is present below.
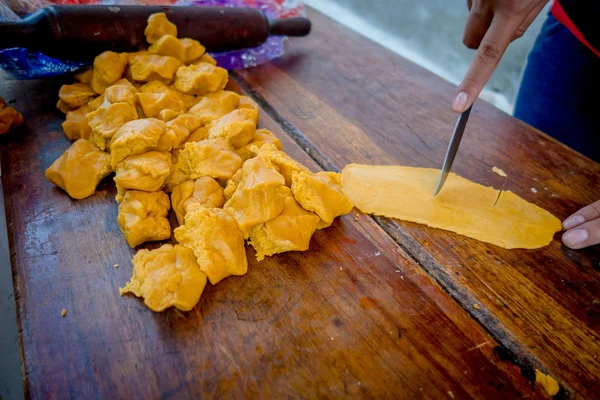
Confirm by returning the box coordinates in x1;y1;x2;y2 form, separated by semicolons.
0;5;311;61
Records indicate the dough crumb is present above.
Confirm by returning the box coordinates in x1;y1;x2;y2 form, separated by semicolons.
535;369;559;396
113;263;119;268
61;308;67;317
473;304;480;310
492;166;507;177
531;187;538;193
447;391;455;399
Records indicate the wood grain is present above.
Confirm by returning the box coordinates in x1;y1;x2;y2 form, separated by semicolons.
234;8;600;398
0;76;545;398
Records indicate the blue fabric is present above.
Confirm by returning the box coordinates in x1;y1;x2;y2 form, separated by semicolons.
514;14;600;162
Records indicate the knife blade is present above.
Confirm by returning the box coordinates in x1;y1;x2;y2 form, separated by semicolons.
433;105;473;196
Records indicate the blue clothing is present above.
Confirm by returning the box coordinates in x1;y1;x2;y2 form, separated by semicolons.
514;14;599;162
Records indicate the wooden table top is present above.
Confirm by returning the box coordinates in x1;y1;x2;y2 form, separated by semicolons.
1;7;599;399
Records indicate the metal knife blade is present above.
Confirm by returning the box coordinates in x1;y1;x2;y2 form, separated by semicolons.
434;105;472;196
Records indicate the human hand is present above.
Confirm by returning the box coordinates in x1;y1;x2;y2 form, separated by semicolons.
562;200;600;249
453;0;549;112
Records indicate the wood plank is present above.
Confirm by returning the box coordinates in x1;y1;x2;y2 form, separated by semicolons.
0;77;544;398
234;8;600;398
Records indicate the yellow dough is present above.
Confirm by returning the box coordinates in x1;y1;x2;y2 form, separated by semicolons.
62;104;93;141
207;108;258;149
238;96;260;113
236;129;283;161
90;51;129;94
173;63;228;95
176;139;242;184
45;139;112;199
224;155;287;237
157;114;202;151
117;190;171;247
190;53;217;66
174;206;247;285
340;164;562;249
114;151;172;202
144;13;178;44
120;244;207;312
136;80;193;118
249;187;320;261
110;118;167;168
188;90;240;125
292;171;354;228
255;144;311;186
171;177;224;224
58;83;96;109
128;53;183;84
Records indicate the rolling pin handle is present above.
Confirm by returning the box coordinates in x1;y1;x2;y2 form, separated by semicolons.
268;17;311;37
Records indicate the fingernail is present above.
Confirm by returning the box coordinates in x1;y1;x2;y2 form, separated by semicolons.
562;229;588;249
452;92;468;112
562;215;585;230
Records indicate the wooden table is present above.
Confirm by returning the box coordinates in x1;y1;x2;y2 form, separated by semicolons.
1;7;599;399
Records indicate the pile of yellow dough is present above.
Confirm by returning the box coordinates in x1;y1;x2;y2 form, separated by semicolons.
46;13;354;312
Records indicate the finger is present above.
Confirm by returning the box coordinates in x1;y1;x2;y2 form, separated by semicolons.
463;6;493;49
453;15;524;112
562;218;600;250
563;200;600;230
513;1;548;41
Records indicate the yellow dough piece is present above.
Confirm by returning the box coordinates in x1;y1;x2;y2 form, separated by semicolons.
117;190;171;247
87;93;106;111
45;139;112;200
87;102;139;150
120;244;207;312
128;53;183;84
110;118;167;168
104;79;137;106
183;126;209;144
238;96;260;113
149;35;206;64
136;80;192;118
171;177;224;224
291;171;354;228
177;139;242;184
90;51;129;94
157;114;202;151
174;206;247;285
114;151;172;202
190;53;217;66
256;144;311;186
62;104;92;141
208;108;258;149
173;63;228;95
188;90;240;125
158;109;182;122
492;166;507;177
58;83;96;109
249;187;319;261
223;168;242;201
224;156;286;237
56;99;72;114
144;13;178;45
179;38;206;63
74;68;93;84
535;370;560;396
236;128;282;161
164;149;188;193
340;164;562;249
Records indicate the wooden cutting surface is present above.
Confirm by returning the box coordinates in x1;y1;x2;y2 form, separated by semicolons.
0;7;598;400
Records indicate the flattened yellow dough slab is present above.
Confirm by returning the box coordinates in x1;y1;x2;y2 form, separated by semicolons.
341;164;562;249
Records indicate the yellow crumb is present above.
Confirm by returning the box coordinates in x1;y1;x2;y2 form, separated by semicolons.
535;369;559;396
492;166;507;177
113;264;119;268
473;304;480;310
61;309;67;317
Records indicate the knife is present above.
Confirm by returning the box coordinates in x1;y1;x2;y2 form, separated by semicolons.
433;105;472;196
